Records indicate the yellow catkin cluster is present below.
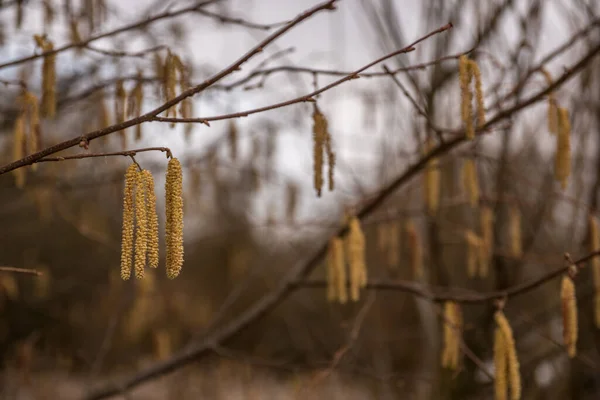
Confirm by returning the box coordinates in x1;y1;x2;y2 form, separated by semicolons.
12;115;26;189
494;311;521;400
120;164;138;280
406;220;423;279
228;120;238;161
459;56;485;140
33;35;56;119
165;158;184;279
480;205;495;277
347;216;367;302
554;107;571;190
114;79;127;148
424;136;440;216
441;301;462;370
326;237;347;304
465;230;486;278
509;205;522;258
541;68;558;134
120;165;160;280
560;274;578;357
129;74;144;141
462;158;480;207
590;214;600;328
312;105;335;196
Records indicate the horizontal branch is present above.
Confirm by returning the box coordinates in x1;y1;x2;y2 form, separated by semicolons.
0;266;42;276
34;147;172;163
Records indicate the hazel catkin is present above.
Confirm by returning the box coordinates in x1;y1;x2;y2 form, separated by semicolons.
133;170;148;279
165;158;184;279
560;274;578;358
120;164;138;280
143;170;159;269
347;216;367;302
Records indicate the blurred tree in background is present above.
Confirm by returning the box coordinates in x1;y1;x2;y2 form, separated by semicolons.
1;0;600;399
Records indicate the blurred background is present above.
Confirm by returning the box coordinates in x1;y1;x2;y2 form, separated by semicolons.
1;0;600;399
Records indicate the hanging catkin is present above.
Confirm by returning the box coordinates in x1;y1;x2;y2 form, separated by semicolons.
560;274;578;357
494;327;508;400
312;105;335;196
509;205;522;258
589;214;600;327
114;79;127;148
34;35;56;119
465;230;482;278
120;164;138;280
459;55;474;140
143;170;159;268
494;311;521;400
12;115;26;189
133;170;148;279
165;158;184;279
347;216;367;302
424;136;440;216
554;107;571;190
462;158;480;207
327;237;346;304
481;205;494;276
441;301;462;370
541;68;558;134
468;59;486;128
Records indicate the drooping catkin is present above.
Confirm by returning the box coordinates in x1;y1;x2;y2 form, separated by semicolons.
424;137;440;216
494;327;508;400
462;158;480;207
509;205;522;258
468;60;485;127
12;115;26;189
165;158;184;279
554;107;571;190
34;35;56;119
481;205;495;276
21;91;41;163
541;69;558;134
120;164;138;280
441;302;462;370
164;52;178;120
459;55;474;140
327;237;346;304
406;220;423;279
129;76;144;141
495;311;521;400
143;170;159;268
560;274;578;357
589;214;600;327
347;216;367;302
312;105;334;196
133;171;148;279
114;79;127;148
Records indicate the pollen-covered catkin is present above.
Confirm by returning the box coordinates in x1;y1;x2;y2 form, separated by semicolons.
424;137;440;215
134;171;148;279
441;302;462;370
459;55;474;140
462;158;480;207
555;107;571;190
120;164;138;280
327;237;346;304
12;115;26;189
347;216;367;302
406;220;423;279
560;275;578;357
143;170;159;269
312;107;325;197
468;60;485;127
589;215;600;327
495;311;521;400
509;205;522;258
165;158;184;279
36;36;56;119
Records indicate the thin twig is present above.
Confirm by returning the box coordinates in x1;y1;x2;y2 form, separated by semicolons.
0;266;42;276
34;147;172;163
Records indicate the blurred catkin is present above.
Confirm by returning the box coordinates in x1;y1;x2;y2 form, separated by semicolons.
560;274;578;357
541;69;558;134
120;164;138;280
459;55;474;140
406;220;423;279
441;302;462;370
12;115;26;189
555;107;571;190
327;237;346;304
481;205;495;275
424;137;440;216
165;158;184;279
35;35;56;118
468;59;485;127
312;105;334;196
509;205;522;258
495;311;521;400
347;216;366;302
462;158;480;207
